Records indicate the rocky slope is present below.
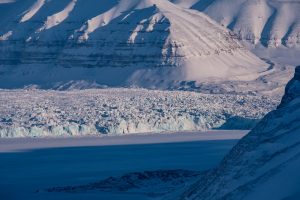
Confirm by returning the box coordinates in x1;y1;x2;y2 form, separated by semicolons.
44;170;201;197
179;66;300;200
175;0;300;48
0;0;274;90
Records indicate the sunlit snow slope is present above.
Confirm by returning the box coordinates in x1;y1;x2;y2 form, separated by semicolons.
175;0;300;48
179;66;300;200
0;0;270;90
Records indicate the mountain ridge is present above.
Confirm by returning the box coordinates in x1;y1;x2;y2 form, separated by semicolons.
174;0;300;48
0;0;273;91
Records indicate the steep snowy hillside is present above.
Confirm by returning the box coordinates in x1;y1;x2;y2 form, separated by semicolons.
179;66;300;200
176;0;300;48
0;0;274;90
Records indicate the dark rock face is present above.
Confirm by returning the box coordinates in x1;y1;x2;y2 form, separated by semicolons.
278;66;300;108
43;170;201;197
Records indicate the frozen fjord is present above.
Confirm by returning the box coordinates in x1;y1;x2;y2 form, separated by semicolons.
0;130;246;200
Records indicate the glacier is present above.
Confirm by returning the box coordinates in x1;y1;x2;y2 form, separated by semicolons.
0;88;276;137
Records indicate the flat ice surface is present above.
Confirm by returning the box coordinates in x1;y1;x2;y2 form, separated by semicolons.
0;130;246;200
0;130;247;152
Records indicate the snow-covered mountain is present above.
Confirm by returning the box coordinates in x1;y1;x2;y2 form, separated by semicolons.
179;66;300;199
0;0;272;90
174;0;300;48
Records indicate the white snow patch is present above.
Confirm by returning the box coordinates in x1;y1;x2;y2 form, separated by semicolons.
0;0;15;3
37;0;77;31
0;30;12;40
20;0;46;23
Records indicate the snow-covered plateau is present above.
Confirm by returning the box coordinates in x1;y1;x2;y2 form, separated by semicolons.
0;88;276;138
